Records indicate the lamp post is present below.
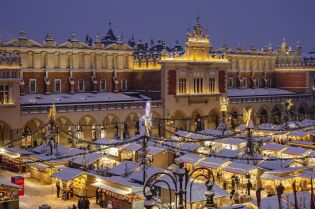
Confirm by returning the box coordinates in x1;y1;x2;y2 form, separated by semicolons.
218;97;229;136
143;161;216;209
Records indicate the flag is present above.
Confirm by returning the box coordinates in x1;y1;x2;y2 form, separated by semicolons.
311;178;315;209
292;181;299;209
256;187;262;209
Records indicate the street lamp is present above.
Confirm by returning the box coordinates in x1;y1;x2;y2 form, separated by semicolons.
143;161;216;209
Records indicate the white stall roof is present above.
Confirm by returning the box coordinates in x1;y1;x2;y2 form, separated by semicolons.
32;144;70;155
196;157;229;169
93;138;120;145
281;146;310;155
0;180;21;189
109;161;140;176
198;129;233;136
261;143;286;151
258;156;293;171
216;149;241;158
52;167;85;181
129;166;165;183
287;130;308;137
176;153;202;164
121;143;142;152
5;147;34;155
222;162;256;174
221;138;245;145
147;146;165;155
71;152;103;166
179;143;200;151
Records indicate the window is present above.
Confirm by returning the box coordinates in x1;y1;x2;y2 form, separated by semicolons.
178;78;187;94
256;78;260;88
209;77;216;93
54;79;61;93
0;85;9;104
100;80;106;91
121;79;127;91
228;78;233;88
194;78;203;94
29;79;36;93
242;77;247;88
78;79;84;92
268;78;272;87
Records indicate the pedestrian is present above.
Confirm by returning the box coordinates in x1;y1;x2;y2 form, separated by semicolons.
246;179;252;196
96;187;100;204
78;198;83;209
72;204;77;209
85;197;90;209
235;176;240;190
223;181;227;190
231;178;235;189
217;171;222;182
56;181;61;198
69;183;74;198
230;188;235;199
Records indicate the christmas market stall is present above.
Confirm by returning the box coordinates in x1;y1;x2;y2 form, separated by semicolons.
52;167;93;199
175;153;203;171
194;157;230;182
286;130;310;141
279;146;311;166
70;152;111;171
219;138;246;151
0;181;20;209
92;176;144;209
260;166;314;195
108;161;140;177
0;147;34;172
93;138;121;160
147;146;174;169
258;156;294;171
261;143;287;157
119;143;142;162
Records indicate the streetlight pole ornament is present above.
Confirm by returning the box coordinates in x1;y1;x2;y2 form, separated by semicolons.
219;97;229;112
243;108;254;129
49;103;57;121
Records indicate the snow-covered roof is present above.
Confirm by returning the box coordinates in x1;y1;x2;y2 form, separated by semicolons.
147;146;165;155
102;176;143;190
179;143;200;151
52;167;85;181
60;148;86;158
196;157;229;169
32;144;70;155
198;129;233;136
299;170;315;179
129;166;165;183
281;146;310;155
227;88;295;97
176;153;202;164
71;152;103;166
301;119;315;126
258;156;293;171
5;147;34;155
21;92;148;106
0;180;22;189
216;149;241;158
174;130;210;140
286;130;308;137
261;143;286;151
121;143;142;152
93;138;120;145
221;138;245;145
222;162;256;174
109;161;140;176
29;162;50;170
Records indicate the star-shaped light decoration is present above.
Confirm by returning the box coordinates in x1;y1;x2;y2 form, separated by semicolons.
48;103;57;121
286;99;294;111
243;108;254;129
220;97;229;112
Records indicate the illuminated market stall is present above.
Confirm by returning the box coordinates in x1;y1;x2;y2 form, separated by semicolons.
0;181;20;209
0;147;33;172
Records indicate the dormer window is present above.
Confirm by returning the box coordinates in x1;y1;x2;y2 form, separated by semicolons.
228;78;233;88
29;79;36;93
242;77;247;88
78;79;84;92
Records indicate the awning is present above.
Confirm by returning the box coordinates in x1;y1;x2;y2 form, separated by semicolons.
92;182;131;195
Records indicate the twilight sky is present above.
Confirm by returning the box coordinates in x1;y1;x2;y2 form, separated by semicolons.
1;0;314;53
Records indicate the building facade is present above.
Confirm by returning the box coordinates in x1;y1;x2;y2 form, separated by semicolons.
0;18;315;146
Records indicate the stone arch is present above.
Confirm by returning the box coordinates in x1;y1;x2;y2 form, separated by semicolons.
298;103;309;121
257;106;269;124
229;107;240;129
172;110;187;131
102;114;120;139
124;112;139;137
0;120;12;146
56;116;73;145
271;105;282;124
208;108;219;129
152;111;160;137
78;115;97;141
23;118;45;147
190;109;204;132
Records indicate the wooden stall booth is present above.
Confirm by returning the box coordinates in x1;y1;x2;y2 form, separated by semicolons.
92;176;144;209
175;153;203;171
0;181;20;209
119;143;142;162
0;147;34;172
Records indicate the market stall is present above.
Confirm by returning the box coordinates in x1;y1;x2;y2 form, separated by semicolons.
108;161;140;177
92;176;144;209
147;146;173;169
70;152;105;171
195;157;230;182
219;138;246;151
175;153;203;171
261;143;287;157
0;147;34;172
279;146;311;166
0;181;20;209
119;143;142;162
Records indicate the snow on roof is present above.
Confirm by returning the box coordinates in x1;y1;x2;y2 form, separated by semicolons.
174;130;209;140
227;88;295;97
29;162;49;170
179;143;200;151
258;156;293;171
281;146;310;155
176;153;202;164
101;176;143;191
109;161;140;176
286;130;308;137
52;167;85;181
129;166;165;183
221;138;245;145
147;146;165;155
301;119;315;126
71;152;103;166
258;123;275;130
32;144;70;155
216;149;241;158
196;157;229;169
198;129;233;136
5;147;34;155
222;162;256;174
0;180;21;189
21;92;147;106
261;143;286;151
121;143;142;152
93;138;120;145
299;170;315;179
60;148;86;158
307;151;315;157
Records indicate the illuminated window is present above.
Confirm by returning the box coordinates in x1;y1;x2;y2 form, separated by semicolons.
29;79;36;93
194;78;203;94
209;77;216;93
0;85;9;104
228;78;233;88
178;78;187;94
268;78;272;87
100;80;106;91
242;77;247;88
78;79;84;92
54;79;61;93
121;80;127;91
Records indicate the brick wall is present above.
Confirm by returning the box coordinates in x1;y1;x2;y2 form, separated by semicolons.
22;72;46;94
218;70;225;93
274;71;307;94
